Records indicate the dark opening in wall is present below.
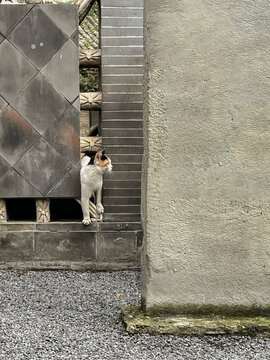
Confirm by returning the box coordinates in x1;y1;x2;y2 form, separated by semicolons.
6;198;36;221
50;199;82;221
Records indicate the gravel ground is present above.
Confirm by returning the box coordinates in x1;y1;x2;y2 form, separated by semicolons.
0;270;269;360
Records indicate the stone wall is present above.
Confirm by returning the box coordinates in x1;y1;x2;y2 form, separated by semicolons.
142;0;270;313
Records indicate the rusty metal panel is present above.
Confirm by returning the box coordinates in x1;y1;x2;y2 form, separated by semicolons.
0;4;80;198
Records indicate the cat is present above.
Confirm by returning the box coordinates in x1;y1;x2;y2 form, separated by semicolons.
80;149;112;225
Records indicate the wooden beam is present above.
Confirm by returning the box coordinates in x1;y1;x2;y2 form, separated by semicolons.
80;92;102;110
76;0;97;24
79;49;101;67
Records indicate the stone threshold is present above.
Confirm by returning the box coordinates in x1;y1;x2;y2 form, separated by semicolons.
122;306;270;337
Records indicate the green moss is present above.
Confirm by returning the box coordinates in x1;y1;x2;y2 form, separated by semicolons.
144;303;270;318
122;306;270;336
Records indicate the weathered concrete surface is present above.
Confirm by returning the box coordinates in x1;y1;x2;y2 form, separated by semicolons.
122;306;270;336
142;0;270;312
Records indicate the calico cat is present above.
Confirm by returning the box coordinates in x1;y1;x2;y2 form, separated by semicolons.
80;149;112;225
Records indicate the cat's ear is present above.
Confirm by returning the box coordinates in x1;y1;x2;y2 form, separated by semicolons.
102;149;106;155
95;150;102;160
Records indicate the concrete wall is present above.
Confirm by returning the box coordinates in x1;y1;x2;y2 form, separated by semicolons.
142;0;270;312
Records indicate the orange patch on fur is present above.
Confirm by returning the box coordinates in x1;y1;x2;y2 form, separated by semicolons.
99;159;109;167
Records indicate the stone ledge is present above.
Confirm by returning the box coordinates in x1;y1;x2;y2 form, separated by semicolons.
0;222;142;232
122;306;270;337
0;261;139;271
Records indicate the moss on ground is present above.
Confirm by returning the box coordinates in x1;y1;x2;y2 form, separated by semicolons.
122;306;270;336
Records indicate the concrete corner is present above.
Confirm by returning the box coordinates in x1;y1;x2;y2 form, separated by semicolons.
122;306;270;337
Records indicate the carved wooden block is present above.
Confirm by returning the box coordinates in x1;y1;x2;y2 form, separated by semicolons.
81;136;102;153
36;199;50;223
80;92;102;110
0;200;7;223
79;49;101;67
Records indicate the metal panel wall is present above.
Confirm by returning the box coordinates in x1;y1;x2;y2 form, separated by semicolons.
0;4;80;198
101;0;143;222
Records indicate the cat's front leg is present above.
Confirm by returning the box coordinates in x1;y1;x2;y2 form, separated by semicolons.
81;193;91;225
96;187;104;215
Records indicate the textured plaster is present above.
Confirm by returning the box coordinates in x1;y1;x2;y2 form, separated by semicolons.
142;0;270;311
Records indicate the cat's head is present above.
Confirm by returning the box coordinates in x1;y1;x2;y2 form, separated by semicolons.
94;149;113;172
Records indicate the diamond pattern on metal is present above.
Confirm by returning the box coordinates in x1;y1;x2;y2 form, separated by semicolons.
14;138;72;196
71;30;79;46
0;155;11;179
40;4;78;37
8;5;68;70
0;96;8;113
0;4;33;37
46;167;80;198
11;73;70;134
0;40;37;103
0;5;79;198
41;39;79;103
43;105;80;165
0;106;40;166
72;96;80;112
0;168;42;197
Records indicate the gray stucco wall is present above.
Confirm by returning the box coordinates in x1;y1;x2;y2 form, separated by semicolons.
142;0;270;311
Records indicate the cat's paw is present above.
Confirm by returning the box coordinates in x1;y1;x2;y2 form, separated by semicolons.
82;218;91;225
96;204;104;215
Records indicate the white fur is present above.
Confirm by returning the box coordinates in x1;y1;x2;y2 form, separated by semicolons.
80;155;112;225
